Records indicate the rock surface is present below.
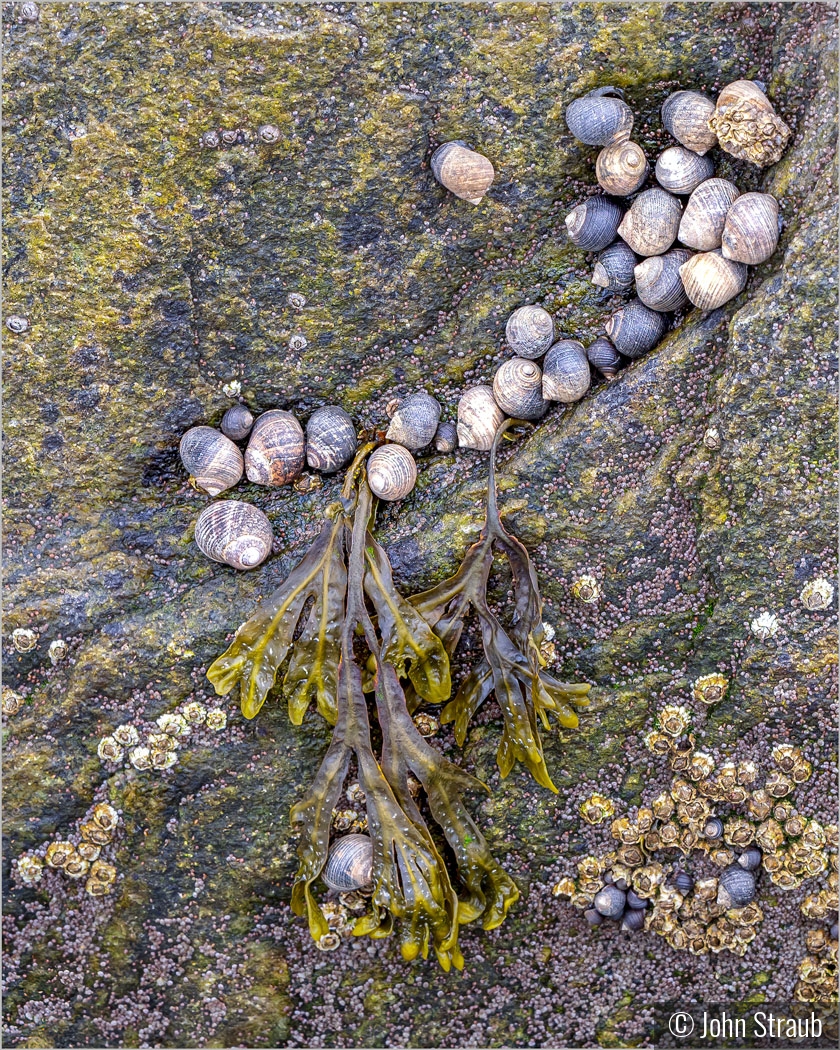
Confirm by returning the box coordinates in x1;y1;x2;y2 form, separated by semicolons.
3;3;836;1047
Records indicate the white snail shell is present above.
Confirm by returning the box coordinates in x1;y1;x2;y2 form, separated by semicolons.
720;192;780;265
634;249;693;312
220;404;254;442
323;834;374;892
661;90;718;155
542;340;591;404
305;405;357;473
505;305;555;360
616;188;682;257
565;87;634;146
595;140;648;196
244;410;305;486
679;250;747;310
493;357;548;420
385;392;441;450
367;444;417;501
565;196;623;252
430;141;494;204
678;178;740;251
708;80;791;168
592;241;638;291
179;426;244;496
654;146;715;195
194;501;273;570
456;385;506;451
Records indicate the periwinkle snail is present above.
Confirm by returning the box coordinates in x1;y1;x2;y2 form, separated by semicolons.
616;188;682;257
179;426;244;496
720;192;780;265
591;241;637;292
717;863;757;908
586;336;621;379
564;196;623;252
595;139;648;196
661;90;718;155
194;501;273;570
367;443;418;501
220;404;254;442
605;299;666;359
430;141;494;203
433;421;458;453
456;385;506;451
245;410;306;486
542;340;591;404
654;146;714;196
305;405;357;473
678;179;740;251
565;86;634;146
505;304;555;359
322;834;374;893
493;357;548;420
634;249;692;312
679;251;747;310
386;392;441;450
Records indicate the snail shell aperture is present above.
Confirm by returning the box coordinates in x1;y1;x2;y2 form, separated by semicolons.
194;501;273;570
661;90;718;155
654;145;715;196
457;385;506;451
737;847;762;872
565;196;623;252
616;188;682;257
367;444;417;501
323;833;374;892
634;249;693;312
433;421;458;453
505;305;555;360
708;80;791;168
720;192;780;265
245;410;305;486
565;87;634;146
586;336;621;378
179;426;244;496
305;405;357;473
430;141;495;204
220;404;254;442
605;299;666;359
493;357;548;420
385;392;441;451
678;178;740;251
595;139;648;196
542;339;591;404
592;241;638;291
679;250;747;311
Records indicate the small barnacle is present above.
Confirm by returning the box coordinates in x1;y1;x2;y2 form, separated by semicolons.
413;713;439;738
97;736;124;764
680;826;702;853
86;860;117;894
736;901;764;926
771;743;800;773
92;803;119;833
12;628;38;653
659;704;690;737
579;793;615;825
765;769;794;798
715;762;738;791
800;577;834;611
658;822;680;847
258;123;281;143
755;818;785;853
571;574;601;604
147;732;178;752
182;701;207;726
156;712;189;738
769;869;801;891
113;724;140;747
736;760;758;786
693;876;719;902
665;927;689;951
696;778;724;801
129;746;152;770
332;809;357;832
48;639;68;664
2;686;24;715
703;426;721;450
669;735;695;772
692;673;728;705
724;818;755;848
725;785;749;805
636;807;654;834
632;864;664;898
761;852;784;874
801;821;827;851
651;792;675;821
800;893;828;921
77;841;101;863
151;749;178;771
616;843;645;868
611;816;641;844
289;333;308;352
6;314;29;333
659;882;686;909
708;847;736;868
339;890;368;912
80;821;112;846
287;292;307;309
346;782;366;805
200;130;220;149
784;813;807;838
805;929;830;955
205;709;227;731
747;789;773;821
17;854;44;885
791;758;813;784
643;829;662;851
805;853;828;878
687;752;715;781
644;730;673;756
577;856;603;880
670;779;695;804
687;934;708;955
750;611;779;641
220;128;240;146
64;852;90;879
222;379;242;399
823;823;838;850
316;932;342;952
648;910;677;936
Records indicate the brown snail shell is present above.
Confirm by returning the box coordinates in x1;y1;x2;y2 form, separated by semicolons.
595;140;648;196
634;248;693;312
586;336;621;378
616;188;682;257
661;90;718;155
179;426;244;496
456;385;506;451
244;409;305;486
605;299;666;359
565;196;623;252
654;146;715;195
430;141;494;204
220;404;254;442
679;250;747;310
505;304;555;359
565;86;634;146
542;339;591;404
385;392;441;450
708;80;791;168
322;834;374;892
194;501;273;570
720;192;780;265
678;179;740;251
433;421;458;453
305;406;357;473
493;357;548;420
592;240;638;291
367;444;417;501
717;863;756;908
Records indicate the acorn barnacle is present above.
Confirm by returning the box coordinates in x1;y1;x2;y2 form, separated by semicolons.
413;712;439;737
579;793;615;825
200;130;220;149
156;712;189;738
182;701;207;726
306;405;358;472
92;803;120;832
430;141;495;204
129;746;152;770
85;860;118;897
113;724;139;747
205;709;228;731
750;611;779;641
258;123;281;143
800;577;834;611
194;501;273;571
2;686;24;715
45;841;76;869
97;736;124;764
17;854;44;885
658;704;690;737
12;627;38;653
571;574;601;603
708;80;792;168
692;672;728;705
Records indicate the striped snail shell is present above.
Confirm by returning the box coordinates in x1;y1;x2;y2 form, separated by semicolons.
673;870;694;894
661;90;718;155
385;392;441;450
717;863;756;908
678;178;740;251
708;80;791;168
305;405;357;473
654;146;715;195
433;421;458;453
565;86;634;146
564;196;623;252
634;249;693;312
456;385;506;451
244;410;305;486
616;188;682;257
595;140;648;196
593;884;626;919
367;444;417;501
542;339;591;404
586;336;621;379
625;889;648;910
620;907;646;932
605;299;666;359
493;357;548;420
737;847;762;872
430;141;494;204
703;817;724;840
194;501;273;570
505;304;555;360
720;192;780;265
679;251;747;311
179;426;244;496
592;240;638;291
322;834;374;893
220;404;254;442
584;907;603;926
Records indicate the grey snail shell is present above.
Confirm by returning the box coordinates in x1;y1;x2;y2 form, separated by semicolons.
678;178;740;251
430;141;494;204
708;80;791;168
673;870;694;894
720;192;780;265
586;336;621;378
565;86;634;146
385;392;441;450
605;299;666;359
493;357;548;420
717;863;757;908
542;340;591;404
737;847;762;872
591;241;638;291
505;304;555;359
593;884;626;919
634;249;693;312
616;188;682;257
595;140;648;196
661;90;718;155
194;501;273;571
367;444;417;501
620;907;646;933
654;146;715;196
179;426;244;496
564;196;623;252
220;404;254;442
703;817;724;840
433;421;458;453
679;251;747;311
244;409;305;486
456;385;506;451
305;405;357;473
322;834;374;893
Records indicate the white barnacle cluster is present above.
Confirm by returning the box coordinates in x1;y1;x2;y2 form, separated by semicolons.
97;701;228;774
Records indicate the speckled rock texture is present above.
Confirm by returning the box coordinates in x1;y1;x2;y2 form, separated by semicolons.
3;3;837;1047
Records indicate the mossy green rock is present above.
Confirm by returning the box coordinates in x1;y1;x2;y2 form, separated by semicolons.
4;3;836;1047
